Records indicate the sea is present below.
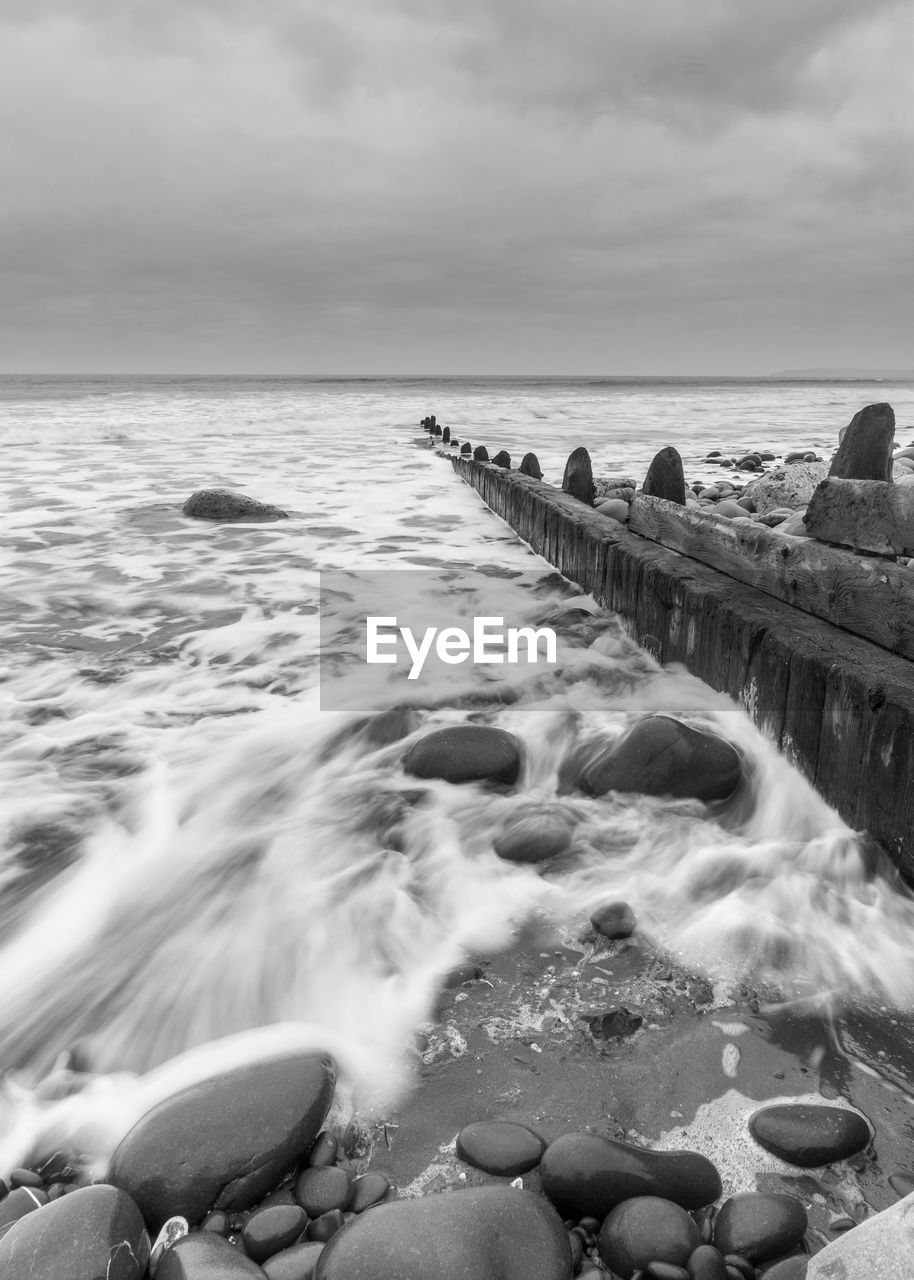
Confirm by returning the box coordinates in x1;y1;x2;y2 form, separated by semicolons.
2;374;914;1172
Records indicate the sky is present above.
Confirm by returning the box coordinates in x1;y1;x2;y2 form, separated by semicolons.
1;1;912;375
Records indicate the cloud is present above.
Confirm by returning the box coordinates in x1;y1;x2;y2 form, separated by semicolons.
0;1;911;371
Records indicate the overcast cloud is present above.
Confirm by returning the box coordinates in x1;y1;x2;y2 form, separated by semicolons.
1;1;911;373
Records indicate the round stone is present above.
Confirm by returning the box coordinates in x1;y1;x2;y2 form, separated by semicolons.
263;1241;325;1280
686;1244;727;1278
349;1173;391;1213
0;1185;149;1280
242;1203;309;1264
313;1185;571;1280
579;716;741;803
713;1193;807;1264
306;1133;338;1168
493;812;574;863
294;1167;353;1217
540;1132;721;1220
748;1103;871;1167
590;901;636;939
403;725;522;786
158;1233;268;1278
456;1120;547;1176
598;1196;700;1276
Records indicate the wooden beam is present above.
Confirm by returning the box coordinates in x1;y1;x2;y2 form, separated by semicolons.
627;493;914;661
805;477;914;557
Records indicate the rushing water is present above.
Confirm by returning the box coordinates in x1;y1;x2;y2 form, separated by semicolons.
2;374;914;1171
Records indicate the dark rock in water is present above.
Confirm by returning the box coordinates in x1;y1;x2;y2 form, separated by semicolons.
598;1196;700;1276
0;1187;48;1234
540;1132;721;1220
584;1007;642;1039
590;900;636;939
306;1131;339;1168
829;402;895;481
182;489;288;521
493;811;574;863
713;1193;807;1264
264;1241;325;1280
243;1203;308;1263
520;452;544;480
748;1103;870;1167
313;1184;572;1280
461;441;472;455
349;1172;391;1213
0;1184;149;1280
107;1052;336;1231
158;1233;268;1278
686;1244;727;1278
642;447;686;505
757;1260;807;1279
429;415;437;430
442;426;451;443
492;449;512;469
363;706;420;747
294;1166;354;1217
562;446;596;506
579;715;741;802
443;961;483;988
456;1120;547;1176
556;738;608;794
403;725;521;786
473;445;489;461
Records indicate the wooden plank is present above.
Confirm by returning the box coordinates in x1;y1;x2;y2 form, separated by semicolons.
628;493;914;661
805;477;914;556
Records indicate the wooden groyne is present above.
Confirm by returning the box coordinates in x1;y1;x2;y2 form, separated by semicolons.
448;453;914;880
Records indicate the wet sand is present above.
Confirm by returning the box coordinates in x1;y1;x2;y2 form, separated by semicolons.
362;916;914;1261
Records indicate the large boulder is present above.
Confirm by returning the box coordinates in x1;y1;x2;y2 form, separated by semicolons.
642;447;686;505
744;461;829;516
107;1052;336;1231
313;1185;572;1280
807;1190;914;1278
830;402;895;481
562;447;595;505
182;489;288;521
403;725;522;786
578;715;741;802
0;1184;149;1280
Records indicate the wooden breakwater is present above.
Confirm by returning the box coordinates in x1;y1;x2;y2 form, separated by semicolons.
448;453;914;880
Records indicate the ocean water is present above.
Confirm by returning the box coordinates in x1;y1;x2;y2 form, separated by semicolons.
1;374;914;1172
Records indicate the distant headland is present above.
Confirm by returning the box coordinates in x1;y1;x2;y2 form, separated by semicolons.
768;367;914;379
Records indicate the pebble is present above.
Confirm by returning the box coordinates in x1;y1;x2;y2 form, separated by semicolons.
262;1241;324;1280
349;1172;391;1212
0;1186;48;1232
493;811;574;863
713;1193;807;1264
314;1185;570;1280
748;1103;870;1167
157;1233;268;1278
242;1203;309;1264
889;1171;914;1198
402;725;522;787
201;1211;231;1235
456;1120;547;1176
540;1132;721;1220
294;1166;353;1217
599;1196;700;1275
590;900;636;939
9;1168;43;1190
443;962;483;988
305;1209;346;1242
306;1132;338;1168
687;1244;727;1278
